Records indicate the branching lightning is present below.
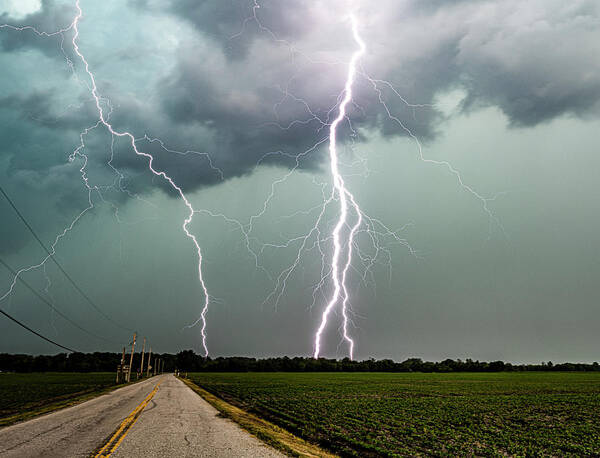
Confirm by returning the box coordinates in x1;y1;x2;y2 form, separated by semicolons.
313;14;365;359
226;1;501;360
1;1;213;355
70;0;213;356
1;0;502;360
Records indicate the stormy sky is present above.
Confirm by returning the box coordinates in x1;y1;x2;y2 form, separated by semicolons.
1;0;599;362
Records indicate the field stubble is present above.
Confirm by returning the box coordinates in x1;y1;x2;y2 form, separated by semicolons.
188;372;600;456
0;372;120;425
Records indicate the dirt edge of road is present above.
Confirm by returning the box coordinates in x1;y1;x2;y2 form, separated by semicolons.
0;377;148;428
180;377;337;458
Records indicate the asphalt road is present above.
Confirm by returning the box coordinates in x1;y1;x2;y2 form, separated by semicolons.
0;374;283;457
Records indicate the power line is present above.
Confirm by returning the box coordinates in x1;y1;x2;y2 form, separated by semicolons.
0;184;132;333
0;256;124;346
0;308;77;353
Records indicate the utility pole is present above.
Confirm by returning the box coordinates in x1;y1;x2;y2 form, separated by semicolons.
127;332;136;383
139;337;146;379
117;346;126;383
146;347;152;377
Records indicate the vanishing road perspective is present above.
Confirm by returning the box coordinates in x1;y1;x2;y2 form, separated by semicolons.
0;374;282;458
2;0;600;455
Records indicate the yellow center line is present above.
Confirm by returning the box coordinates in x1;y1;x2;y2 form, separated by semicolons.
94;380;162;458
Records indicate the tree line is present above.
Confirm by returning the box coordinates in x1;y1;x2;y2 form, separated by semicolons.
1;350;599;373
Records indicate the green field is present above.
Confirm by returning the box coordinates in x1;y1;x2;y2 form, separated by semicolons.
189;372;600;456
0;372;119;424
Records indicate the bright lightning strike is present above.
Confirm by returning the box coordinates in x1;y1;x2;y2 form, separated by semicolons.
313;14;365;360
1;1;503;361
233;3;497;360
69;0;212;356
226;3;421;360
1;1;213;356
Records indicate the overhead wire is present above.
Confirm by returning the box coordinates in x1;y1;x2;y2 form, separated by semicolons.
0;256;125;346
0;307;77;352
0;184;132;333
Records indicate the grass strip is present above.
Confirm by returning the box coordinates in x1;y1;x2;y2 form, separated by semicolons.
0;377;147;427
180;377;338;458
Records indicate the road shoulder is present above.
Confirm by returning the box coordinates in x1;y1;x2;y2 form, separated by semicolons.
0;378;144;428
0;376;161;458
180;377;337;458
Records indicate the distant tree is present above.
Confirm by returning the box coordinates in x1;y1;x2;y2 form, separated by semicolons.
1;352;598;373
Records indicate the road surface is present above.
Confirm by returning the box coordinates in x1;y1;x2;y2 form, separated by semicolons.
0;374;283;457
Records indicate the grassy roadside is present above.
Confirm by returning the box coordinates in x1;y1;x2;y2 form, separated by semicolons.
0;373;148;427
180;377;337;458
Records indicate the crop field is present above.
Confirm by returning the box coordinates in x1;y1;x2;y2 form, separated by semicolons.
189;372;600;456
0;372;118;424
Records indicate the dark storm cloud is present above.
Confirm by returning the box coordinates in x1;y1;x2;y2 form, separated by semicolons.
168;0;317;59
0;90;98;133
157;49;330;179
137;0;438;191
0;0;76;56
124;0;597;192
0;89;102;174
3;0;600;197
2;1;600;362
444;0;600;126
364;0;600;126
0;91;114;255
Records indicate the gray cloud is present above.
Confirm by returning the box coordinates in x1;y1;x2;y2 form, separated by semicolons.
454;1;600;126
2;0;600;195
0;0;75;56
146;0;600;190
1;0;599;361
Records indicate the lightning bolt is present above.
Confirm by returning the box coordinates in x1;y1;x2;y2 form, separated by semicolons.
1;1;213;355
69;0;212;356
224;2;420;360
231;2;499;360
313;14;365;360
2;1;503;361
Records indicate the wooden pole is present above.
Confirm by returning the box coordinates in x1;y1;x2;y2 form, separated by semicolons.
117;346;125;383
139;337;146;378
146;347;152;377
127;332;136;383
